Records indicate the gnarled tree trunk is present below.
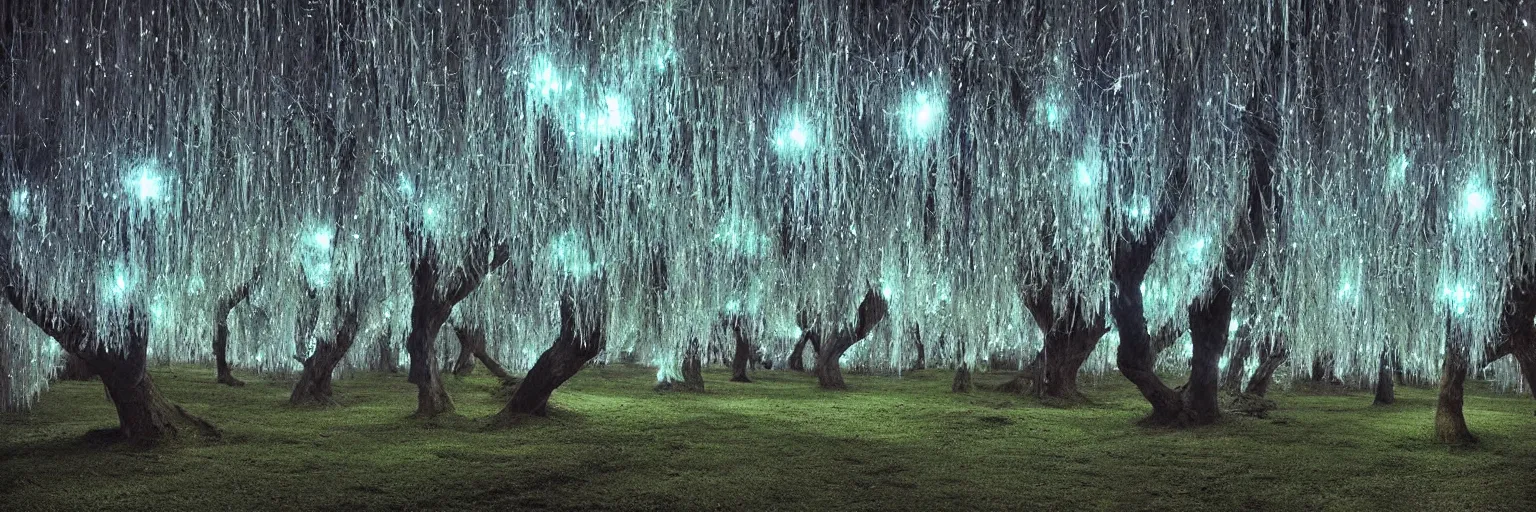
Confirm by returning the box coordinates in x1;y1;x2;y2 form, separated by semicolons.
1222;326;1255;393
375;329;398;373
213;272;259;387
681;338;704;391
6;292;218;446
1245;335;1288;397
452;325;515;383
910;324;926;371
291;293;362;406
1373;348;1395;406
813;290;890;390
1013;288;1110;400
788;330;820;372
726;316;752;383
1435;324;1476;445
405;229;509;418
952;363;973;393
494;291;606;421
58;353;95;381
1185;286;1238;426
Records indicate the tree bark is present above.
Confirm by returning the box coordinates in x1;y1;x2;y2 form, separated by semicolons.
1373;348;1396;406
788;330;820;372
1435;324;1476;445
291;293;362;406
1245;334;1288;397
213;272;259;387
1221;326;1255;393
682;338;704;391
1015;288;1110;400
5;291;218;446
952;363;973;393
813;289;890;390
453;324;514;383
1184;286;1236;426
1310;351;1341;385
727;316;752;383
405;229;509;418
911;324;926;370
375;329;399;373
494;291;606;421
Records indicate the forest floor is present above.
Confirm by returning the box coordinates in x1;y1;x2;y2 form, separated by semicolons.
2;365;1535;511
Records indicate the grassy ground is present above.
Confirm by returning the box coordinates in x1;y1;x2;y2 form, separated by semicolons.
2;365;1534;511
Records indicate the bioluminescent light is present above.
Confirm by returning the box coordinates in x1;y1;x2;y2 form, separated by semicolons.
1443;283;1475;315
579;95;630;138
1124;195;1153;221
127;161;164;201
529;56;566;100
1033;84;1069;131
1186;237;1208;264
1388;152;1409;186
773;111;815;157
1463;185;1491;219
898;90;946;141
99;262;137;305
8;189;28;218
312;228;334;250
881;284;894;300
712;213;767;257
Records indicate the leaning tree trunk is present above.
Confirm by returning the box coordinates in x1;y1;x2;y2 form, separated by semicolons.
450;332;477;377
1373;348;1396;406
1245;335;1288;397
405;229;509;418
681;338;705;391
788;330;820;372
375;329;398;374
727;316;753;383
453;325;515;384
1435;332;1476;444
494;292;606;421
911;325;926;370
405;303;455;418
813;289;890;390
1222;328;1256;393
952;363;973;393
1183;286;1237;426
291;297;361;406
13;298;218;445
212;275;258;387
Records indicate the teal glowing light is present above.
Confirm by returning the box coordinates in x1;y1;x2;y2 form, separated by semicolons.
773;111;815;156
1463;187;1491;218
1444;283;1474;315
312;228;334;250
127;161;164;201
529;57;565;99
397;174;416;198
712;214;768;257
899;90;945;140
99;262;137;305
8;189;28;218
580;95;630;138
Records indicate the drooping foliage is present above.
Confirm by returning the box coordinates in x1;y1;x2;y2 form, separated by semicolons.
3;0;1533;410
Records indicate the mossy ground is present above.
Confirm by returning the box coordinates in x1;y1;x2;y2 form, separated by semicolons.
2;365;1534;511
